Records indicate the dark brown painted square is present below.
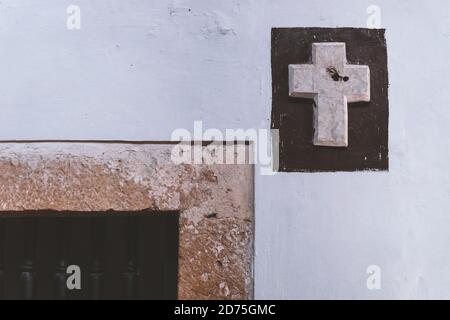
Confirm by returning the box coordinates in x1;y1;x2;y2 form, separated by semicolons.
271;28;389;172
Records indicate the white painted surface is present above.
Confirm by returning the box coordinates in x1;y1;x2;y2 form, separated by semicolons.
289;42;370;147
1;0;450;299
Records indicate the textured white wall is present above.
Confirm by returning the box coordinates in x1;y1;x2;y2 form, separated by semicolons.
1;0;450;299
0;0;267;140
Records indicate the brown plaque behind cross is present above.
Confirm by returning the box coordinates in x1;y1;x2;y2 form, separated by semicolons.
271;28;389;172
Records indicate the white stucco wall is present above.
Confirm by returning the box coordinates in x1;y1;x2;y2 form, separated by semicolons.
1;0;450;299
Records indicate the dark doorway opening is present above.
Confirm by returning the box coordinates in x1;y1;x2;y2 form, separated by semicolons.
0;210;179;300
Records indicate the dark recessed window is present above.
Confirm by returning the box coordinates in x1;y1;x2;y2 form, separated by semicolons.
0;211;179;300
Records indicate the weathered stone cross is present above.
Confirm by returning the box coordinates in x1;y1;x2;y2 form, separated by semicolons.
289;42;370;147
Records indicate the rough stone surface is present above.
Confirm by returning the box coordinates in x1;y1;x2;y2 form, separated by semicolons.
0;142;254;300
289;42;370;147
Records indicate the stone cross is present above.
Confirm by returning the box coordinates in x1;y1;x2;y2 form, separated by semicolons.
289;42;370;147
